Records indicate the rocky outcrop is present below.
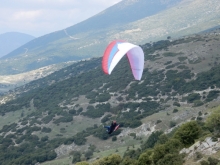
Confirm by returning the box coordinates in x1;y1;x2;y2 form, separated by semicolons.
180;137;220;159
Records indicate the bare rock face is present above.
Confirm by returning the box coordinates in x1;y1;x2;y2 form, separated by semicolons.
55;143;89;158
180;137;220;159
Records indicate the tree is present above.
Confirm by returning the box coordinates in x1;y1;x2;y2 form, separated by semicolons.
207;156;219;165
173;121;201;147
163;139;183;154
120;157;138;165
152;138;183;164
152;144;166;163
156;153;183;165
72;151;81;164
123;149;141;160
200;160;209;165
85;150;93;159
141;131;163;150
138;150;153;165
206;106;220;133
157;134;169;145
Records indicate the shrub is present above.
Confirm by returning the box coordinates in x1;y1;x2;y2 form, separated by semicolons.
193;100;204;107
112;136;117;141
200;160;209;165
207;157;219;165
173;102;180;107
173;109;178;113
187;93;201;103
170;121;177;128
206;91;220;102
41;127;52;133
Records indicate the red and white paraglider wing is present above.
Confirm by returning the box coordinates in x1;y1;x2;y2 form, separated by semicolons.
102;40;144;80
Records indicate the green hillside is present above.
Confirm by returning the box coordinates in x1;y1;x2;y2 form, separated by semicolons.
0;29;220;164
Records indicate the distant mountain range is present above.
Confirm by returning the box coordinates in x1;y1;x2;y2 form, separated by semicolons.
0;0;220;75
0;32;35;58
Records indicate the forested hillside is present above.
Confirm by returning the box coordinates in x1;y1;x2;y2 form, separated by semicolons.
0;28;220;164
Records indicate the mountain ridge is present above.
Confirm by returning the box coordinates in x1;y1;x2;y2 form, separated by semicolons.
2;0;181;59
0;32;35;58
6;0;219;75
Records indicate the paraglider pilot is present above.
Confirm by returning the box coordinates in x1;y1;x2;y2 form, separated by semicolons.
104;121;119;134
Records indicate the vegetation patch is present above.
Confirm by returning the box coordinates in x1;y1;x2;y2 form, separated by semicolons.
205;90;220;102
163;52;183;57
178;56;188;62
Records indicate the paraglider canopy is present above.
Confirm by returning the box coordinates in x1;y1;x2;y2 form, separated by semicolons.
102;40;144;80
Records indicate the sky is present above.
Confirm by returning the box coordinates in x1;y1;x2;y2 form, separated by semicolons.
0;0;122;37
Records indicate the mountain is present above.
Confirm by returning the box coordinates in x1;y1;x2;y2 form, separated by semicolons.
0;32;35;58
2;0;220;75
0;28;220;164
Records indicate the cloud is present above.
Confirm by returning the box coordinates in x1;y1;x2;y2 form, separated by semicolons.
0;0;122;37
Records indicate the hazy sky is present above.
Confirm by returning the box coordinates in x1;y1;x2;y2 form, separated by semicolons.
0;0;122;37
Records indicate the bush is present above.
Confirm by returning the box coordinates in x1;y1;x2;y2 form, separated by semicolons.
194;152;203;161
207;156;219;165
138;150;153;165
156;120;162;124
69;109;76;115
156;153;183;165
112;136;117;141
53;116;73;124
96;93;111;102
72;151;81;164
84;150;93;159
193;100;204;107
173;109;178;113
187;93;201;103
82;104;110;118
170;121;177;128
173;102;180;107
42;115;54;124
141;131;163;150
206;91;220;102
41;127;52;133
200;160;209;165
163;52;181;57
178;57;187;62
